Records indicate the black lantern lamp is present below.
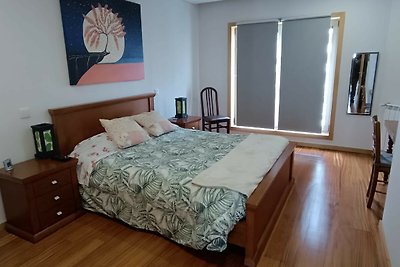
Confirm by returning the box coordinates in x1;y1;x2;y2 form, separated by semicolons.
31;123;56;159
175;97;188;118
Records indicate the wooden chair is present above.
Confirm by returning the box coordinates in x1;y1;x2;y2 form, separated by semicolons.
366;115;392;208
200;87;230;133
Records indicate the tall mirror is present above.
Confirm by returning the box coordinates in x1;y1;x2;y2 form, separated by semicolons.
347;52;379;115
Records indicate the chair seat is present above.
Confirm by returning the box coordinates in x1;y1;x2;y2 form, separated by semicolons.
380;151;393;166
203;115;230;122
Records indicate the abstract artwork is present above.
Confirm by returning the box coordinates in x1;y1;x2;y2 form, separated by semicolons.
59;0;144;85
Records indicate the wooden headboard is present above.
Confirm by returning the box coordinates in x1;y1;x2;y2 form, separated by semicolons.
49;93;155;157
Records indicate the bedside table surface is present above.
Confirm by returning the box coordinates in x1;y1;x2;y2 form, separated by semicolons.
0;159;77;183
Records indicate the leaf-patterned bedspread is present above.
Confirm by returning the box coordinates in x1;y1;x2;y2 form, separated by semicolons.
80;129;247;251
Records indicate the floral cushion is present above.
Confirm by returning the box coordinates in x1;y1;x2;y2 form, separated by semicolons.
100;116;150;149
132;111;176;136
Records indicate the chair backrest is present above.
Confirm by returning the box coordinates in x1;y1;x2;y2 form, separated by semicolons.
200;87;220;117
372;115;381;164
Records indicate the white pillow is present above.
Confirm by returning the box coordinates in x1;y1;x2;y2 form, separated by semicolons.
132;111;176;137
100;116;150;148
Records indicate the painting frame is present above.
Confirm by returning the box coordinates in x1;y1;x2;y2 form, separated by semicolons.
59;0;144;86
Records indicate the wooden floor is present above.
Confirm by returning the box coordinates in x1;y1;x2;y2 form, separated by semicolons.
0;148;391;267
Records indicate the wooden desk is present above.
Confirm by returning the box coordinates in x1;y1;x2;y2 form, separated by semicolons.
384;120;398;153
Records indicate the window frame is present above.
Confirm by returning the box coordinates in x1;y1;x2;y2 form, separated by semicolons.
228;12;345;140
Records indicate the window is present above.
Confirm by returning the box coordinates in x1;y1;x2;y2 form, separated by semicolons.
229;13;345;139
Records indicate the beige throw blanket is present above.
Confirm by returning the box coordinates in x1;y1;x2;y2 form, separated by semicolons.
192;134;289;196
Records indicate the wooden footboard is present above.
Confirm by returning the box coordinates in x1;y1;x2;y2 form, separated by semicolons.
228;142;295;267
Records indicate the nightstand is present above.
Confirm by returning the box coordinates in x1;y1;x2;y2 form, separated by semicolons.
169;116;201;130
0;158;83;242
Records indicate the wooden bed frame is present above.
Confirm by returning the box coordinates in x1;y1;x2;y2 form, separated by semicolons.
48;92;295;267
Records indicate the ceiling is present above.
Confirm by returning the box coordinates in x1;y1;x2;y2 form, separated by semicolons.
184;0;223;4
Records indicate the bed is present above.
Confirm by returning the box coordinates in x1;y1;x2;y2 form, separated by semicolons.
48;92;295;267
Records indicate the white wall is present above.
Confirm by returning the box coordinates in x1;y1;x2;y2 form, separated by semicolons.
374;4;400;106
381;1;400;265
198;0;391;150
0;0;199;223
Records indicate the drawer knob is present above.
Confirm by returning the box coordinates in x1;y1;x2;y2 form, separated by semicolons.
54;196;60;201
51;180;58;185
56;211;63;216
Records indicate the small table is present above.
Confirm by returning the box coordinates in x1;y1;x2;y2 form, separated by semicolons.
169;116;201;130
384;120;398;153
0;158;83;242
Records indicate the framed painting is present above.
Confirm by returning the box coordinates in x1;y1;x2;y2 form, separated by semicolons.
59;0;144;85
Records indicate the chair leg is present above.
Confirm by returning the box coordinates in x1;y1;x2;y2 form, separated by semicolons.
367;168;379;208
202;120;205;131
227;121;230;134
216;123;220;133
383;172;389;184
366;164;375;198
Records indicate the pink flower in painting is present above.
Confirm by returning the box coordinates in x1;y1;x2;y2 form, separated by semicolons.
83;3;126;53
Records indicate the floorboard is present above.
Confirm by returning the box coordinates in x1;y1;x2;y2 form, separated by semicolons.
0;148;390;266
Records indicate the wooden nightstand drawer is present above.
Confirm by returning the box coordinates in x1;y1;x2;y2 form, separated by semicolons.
184;121;200;130
0;158;82;242
33;169;71;196
169;116;201;130
36;185;74;213
39;203;75;229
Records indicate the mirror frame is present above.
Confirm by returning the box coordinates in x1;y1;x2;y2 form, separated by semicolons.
346;51;379;116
